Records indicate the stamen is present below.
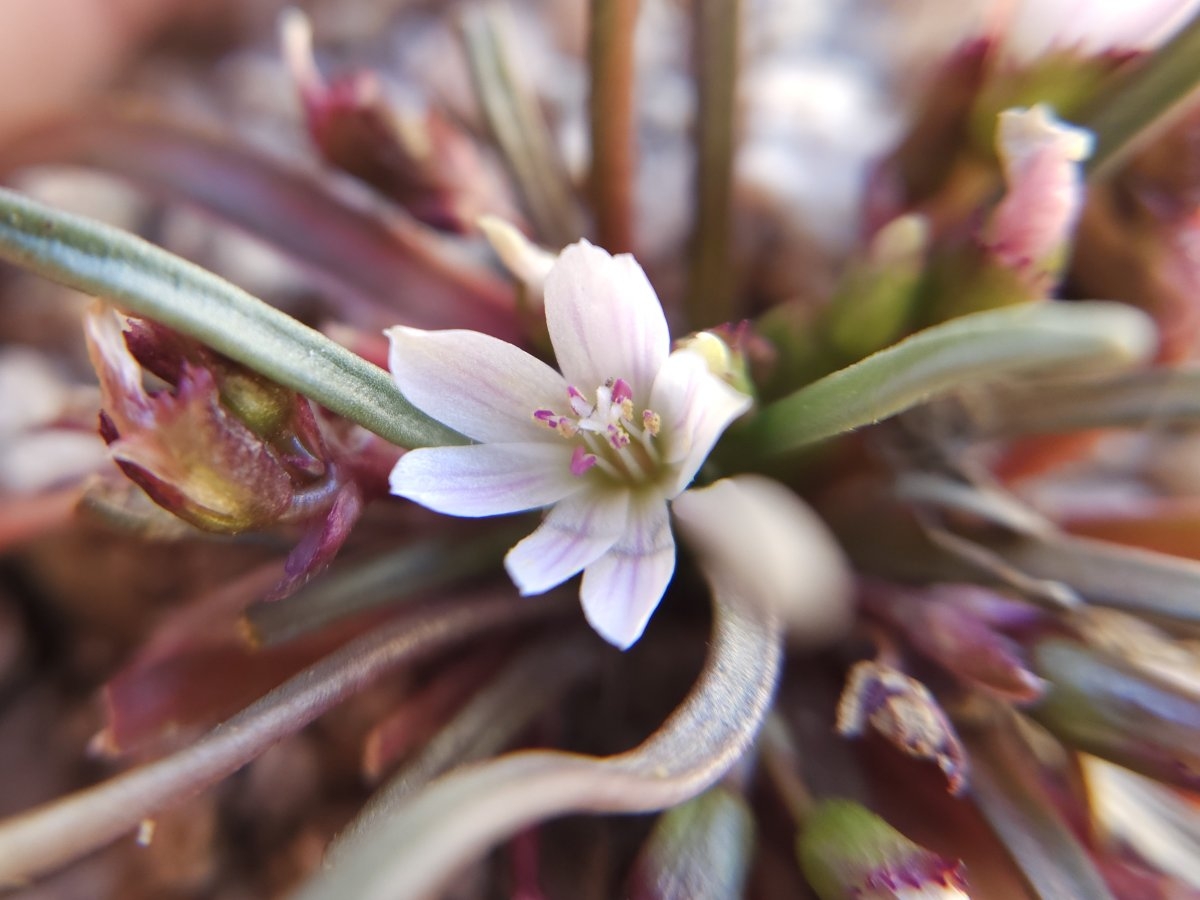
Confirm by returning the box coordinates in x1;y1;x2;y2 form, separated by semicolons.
567;385;592;417
570;445;598;476
611;378;633;405
535;379;666;484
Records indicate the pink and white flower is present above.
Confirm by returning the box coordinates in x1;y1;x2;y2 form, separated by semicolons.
387;240;752;648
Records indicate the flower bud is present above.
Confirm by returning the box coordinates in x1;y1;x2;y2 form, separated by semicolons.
629;786;755;900
85;307;363;597
825;215;928;361
281;8;518;233
982;104;1092;296
86;308;297;534
797;799;968;900
836;661;969;794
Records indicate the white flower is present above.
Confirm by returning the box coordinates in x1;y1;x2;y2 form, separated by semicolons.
387;240;752;648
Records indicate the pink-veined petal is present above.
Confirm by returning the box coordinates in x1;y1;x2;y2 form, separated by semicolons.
387;326;567;444
544;240;670;400
580;495;675;649
650;350;753;497
504;488;629;596
389;443;580;517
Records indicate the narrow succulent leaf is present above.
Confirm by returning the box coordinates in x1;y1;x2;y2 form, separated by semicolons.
968;366;1200;436
295;587;784;900
924;526;1083;611
630;785;756;900
963;715;1118;900
244;528;519;646
739;301;1155;456
0;110;520;336
894;472;1056;538
0;186;465;449
460;7;582;246
996;531;1200;627
1028;638;1200;791
343;634;598;840
0;591;567;885
1082;11;1200;179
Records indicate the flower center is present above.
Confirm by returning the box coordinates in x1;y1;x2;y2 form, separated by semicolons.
533;378;664;484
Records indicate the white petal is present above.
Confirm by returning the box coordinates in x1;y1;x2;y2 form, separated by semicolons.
650;350;753;496
544;240;670;399
390;443;580;517
387;326;567;444
673;476;853;645
504;489;629;596
580;496;675;649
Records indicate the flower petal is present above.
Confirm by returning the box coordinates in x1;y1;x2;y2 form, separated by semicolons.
387;326;567;444
673;476;853;645
504;488;629;596
650;350;753;496
544;240;670;399
390;443;580;517
580;495;675;649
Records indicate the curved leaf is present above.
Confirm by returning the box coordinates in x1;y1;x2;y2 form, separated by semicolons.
297;590;784;900
738;301;1155;457
0;186;464;449
0;590;565;885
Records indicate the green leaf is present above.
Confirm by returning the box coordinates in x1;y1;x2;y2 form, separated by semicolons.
1080;12;1200;180
295;587;783;900
0;186;465;449
964;714;1117;900
738;301;1154;457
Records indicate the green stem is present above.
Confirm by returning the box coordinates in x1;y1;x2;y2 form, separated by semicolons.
1081;11;1200;179
0;187;466;449
588;0;640;254
686;0;740;330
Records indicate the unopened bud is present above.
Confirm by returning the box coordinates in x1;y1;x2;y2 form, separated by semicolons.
837;661;969;794
983;104;1093;296
629;786;755;900
798;799;968;900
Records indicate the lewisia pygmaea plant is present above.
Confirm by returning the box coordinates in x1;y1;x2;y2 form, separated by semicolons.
0;2;1199;898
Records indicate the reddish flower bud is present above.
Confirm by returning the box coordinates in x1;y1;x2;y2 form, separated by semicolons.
798;799;969;900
